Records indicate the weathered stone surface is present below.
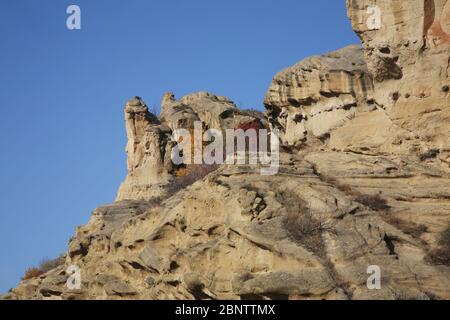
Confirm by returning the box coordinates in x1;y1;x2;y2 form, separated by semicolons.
265;45;374;146
9;152;450;299
346;0;450;153
7;1;450;301
116;97;174;201
117;93;267;201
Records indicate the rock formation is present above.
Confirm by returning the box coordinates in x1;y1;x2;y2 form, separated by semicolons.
265;45;374;146
5;1;450;300
345;0;450;159
117;93;266;202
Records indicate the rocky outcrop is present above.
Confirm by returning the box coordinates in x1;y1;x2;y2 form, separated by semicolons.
265;45;374;146
345;0;450;155
117;93;267;201
161;92;267;131
116;97;174;201
266;1;449;160
5;1;450;301
9;151;450;300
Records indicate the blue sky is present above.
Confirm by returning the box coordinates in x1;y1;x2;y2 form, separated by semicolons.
0;0;359;293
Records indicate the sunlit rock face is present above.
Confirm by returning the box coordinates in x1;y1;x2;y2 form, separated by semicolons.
6;1;450;301
116;97;174;201
264;45;374;146
117;93;268;201
346;0;450;153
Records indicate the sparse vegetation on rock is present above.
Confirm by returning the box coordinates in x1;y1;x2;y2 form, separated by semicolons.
21;255;65;281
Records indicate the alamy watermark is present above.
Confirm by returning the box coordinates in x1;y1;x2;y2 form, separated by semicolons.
171;121;280;176
66;265;81;290
367;265;381;290
66;5;81;30
366;5;381;30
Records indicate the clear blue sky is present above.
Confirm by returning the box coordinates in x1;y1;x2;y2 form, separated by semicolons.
0;0;359;293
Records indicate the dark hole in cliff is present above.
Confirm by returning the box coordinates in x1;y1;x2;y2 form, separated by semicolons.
420;149;440;161
167;280;180;287
343;103;357;111
287;98;301;107
391;92;400;101
219;109;235;119
40;288;62;297
129;261;146;270
318;133;331;143
70;243;89;258
442;85;449;93
293;113;305;123
169;261;180;272
114;242;122;249
379;46;391;54
189;284;213;300
383;234;396;256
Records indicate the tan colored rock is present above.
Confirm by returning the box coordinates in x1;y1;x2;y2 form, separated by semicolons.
346;0;450;152
264;45;374;146
7;2;450;301
161;92;267;131
116;93;267;201
9;152;450;300
116;97;174;201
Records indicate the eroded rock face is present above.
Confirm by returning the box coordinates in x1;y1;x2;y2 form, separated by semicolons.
116;97;174;201
346;0;450;153
265;45;374;146
161;92;267;131
117;93;267;201
6;1;450;301
9;153;450;300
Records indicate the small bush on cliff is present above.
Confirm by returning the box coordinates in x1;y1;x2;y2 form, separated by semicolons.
169;164;219;193
354;194;390;212
283;209;329;259
426;247;450;266
21;254;65;280
38;255;65;273
383;216;428;239
425;223;450;266
439;224;450;248
279;192;330;258
22;268;44;280
319;174;390;212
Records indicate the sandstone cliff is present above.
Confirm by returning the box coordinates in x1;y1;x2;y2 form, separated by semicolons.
5;0;450;300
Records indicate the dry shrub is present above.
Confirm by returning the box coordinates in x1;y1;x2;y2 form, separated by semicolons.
38;255;65;273
354;194;390;212
238;272;254;282
169;123;220;193
169;164;219;193
320;174;390;212
425;223;450;266
425;247;450;266
21;254;65;281
384;216;428;238
279;192;330;259
22;268;44;280
320;175;357;197
282;210;328;259
439;225;450;247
